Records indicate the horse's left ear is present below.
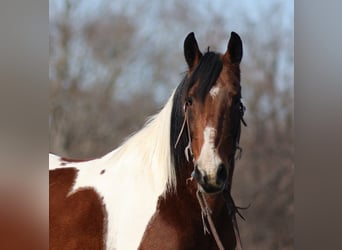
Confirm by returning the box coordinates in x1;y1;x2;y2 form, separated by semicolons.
225;32;243;64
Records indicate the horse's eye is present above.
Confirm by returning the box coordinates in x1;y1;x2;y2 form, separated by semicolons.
185;96;193;106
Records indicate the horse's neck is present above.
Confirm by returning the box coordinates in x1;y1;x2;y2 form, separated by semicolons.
139;173;232;249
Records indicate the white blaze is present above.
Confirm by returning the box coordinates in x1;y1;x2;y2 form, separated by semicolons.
196;127;222;180
209;86;220;98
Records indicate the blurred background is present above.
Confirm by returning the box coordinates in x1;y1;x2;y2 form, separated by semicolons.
49;0;293;249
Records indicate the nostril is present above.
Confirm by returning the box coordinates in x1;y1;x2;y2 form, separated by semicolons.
192;167;209;187
192;166;202;182
217;163;227;184
203;175;208;185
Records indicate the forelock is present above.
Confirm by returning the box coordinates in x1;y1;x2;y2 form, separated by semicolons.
188;52;223;102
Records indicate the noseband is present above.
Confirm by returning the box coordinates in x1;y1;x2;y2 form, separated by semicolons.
174;97;247;250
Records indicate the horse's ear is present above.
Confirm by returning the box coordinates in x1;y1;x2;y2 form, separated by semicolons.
184;32;202;70
225;32;243;64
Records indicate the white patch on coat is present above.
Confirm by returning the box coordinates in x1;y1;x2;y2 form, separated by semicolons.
49;92;176;250
209;86;220;98
196;127;222;181
49;153;62;170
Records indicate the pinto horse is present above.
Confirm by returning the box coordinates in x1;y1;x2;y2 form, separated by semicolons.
50;32;246;250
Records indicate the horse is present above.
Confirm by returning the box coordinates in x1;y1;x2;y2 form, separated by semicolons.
49;31;246;250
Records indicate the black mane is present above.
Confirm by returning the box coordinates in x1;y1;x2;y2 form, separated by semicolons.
188;52;223;102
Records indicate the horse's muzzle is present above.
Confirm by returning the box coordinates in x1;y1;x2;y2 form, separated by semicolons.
192;163;227;193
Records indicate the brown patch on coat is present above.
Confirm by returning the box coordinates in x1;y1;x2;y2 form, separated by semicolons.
49;168;106;250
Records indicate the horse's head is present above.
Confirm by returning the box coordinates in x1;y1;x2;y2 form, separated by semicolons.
180;32;244;194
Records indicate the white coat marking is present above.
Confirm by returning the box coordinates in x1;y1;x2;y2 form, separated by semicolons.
196;127;222;181
209;86;220;98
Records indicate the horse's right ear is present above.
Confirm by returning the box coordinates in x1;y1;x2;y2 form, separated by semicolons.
184;32;202;71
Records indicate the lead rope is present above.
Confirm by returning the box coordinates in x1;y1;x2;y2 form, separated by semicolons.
196;189;225;250
197;188;245;250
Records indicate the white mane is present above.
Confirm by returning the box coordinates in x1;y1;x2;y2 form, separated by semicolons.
106;91;177;193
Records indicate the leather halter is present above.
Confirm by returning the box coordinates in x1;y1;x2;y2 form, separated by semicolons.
174;97;247;250
174;99;194;164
